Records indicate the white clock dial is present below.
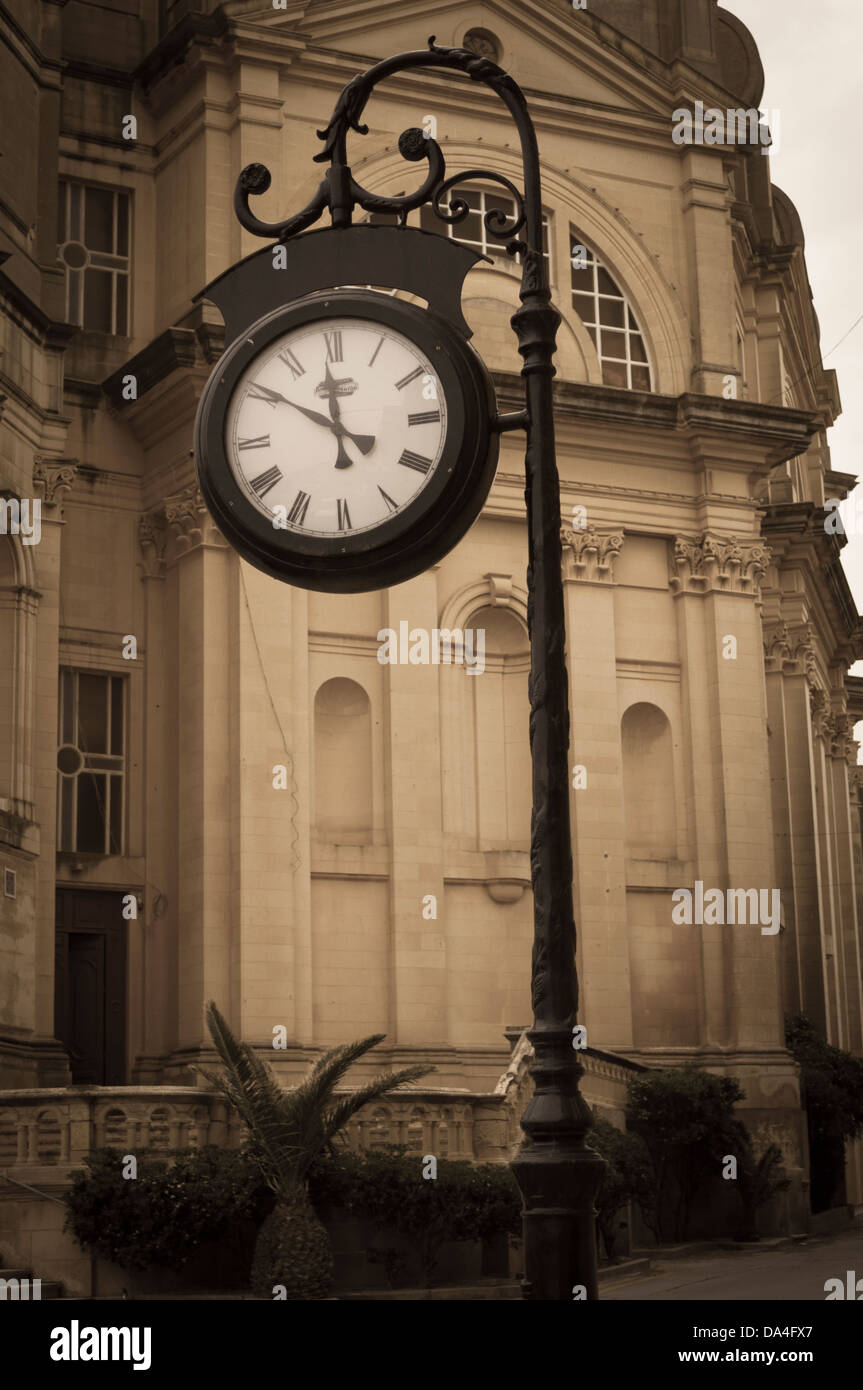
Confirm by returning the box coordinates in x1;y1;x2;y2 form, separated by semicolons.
224;317;448;538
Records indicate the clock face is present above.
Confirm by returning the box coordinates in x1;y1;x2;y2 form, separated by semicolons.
225;318;448;538
195;288;499;592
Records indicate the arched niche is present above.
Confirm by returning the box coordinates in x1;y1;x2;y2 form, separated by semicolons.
439;584;531;851
621;701;677;861
313;677;372;842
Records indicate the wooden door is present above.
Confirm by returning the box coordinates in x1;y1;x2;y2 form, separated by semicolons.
54;889;127;1084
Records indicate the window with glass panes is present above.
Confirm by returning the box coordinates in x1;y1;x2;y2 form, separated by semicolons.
570;234;652;390
420;188;550;273
57;671;126;855
58;182;131;334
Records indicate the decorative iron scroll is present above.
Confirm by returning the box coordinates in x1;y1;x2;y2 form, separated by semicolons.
233;35;534;264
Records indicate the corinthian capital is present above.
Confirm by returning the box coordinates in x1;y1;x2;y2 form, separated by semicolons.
762;620;816;678
163;483;226;554
670;533;772;597
560;525;624;583
33;456;77;509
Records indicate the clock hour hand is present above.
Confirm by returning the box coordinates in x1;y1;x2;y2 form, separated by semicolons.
320;359;376;465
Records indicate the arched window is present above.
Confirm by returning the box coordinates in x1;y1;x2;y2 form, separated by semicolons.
313;677;372;841
621;702;676;860
570;231;652;390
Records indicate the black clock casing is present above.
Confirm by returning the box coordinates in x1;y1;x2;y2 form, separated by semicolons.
193;228;501;594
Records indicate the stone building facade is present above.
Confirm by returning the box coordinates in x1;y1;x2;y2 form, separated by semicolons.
1;0;862;1286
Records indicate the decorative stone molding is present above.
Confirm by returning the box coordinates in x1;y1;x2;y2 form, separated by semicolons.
163;483;227;554
485;572;514;607
762;621;817;678
138;511;169;579
809;686;830;740
825;712;857;762
670;533;772;596
560;524;624;583
32;457;76;510
439;572;529;633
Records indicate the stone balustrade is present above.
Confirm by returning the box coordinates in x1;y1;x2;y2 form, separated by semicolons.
0;1042;635;1185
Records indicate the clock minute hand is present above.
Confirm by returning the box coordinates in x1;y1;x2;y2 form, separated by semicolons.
249;382;339;431
249;381;375;457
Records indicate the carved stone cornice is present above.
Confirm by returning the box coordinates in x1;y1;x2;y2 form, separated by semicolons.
560;525;624;584
762;620;817;678
33;457;77;509
163;483;227;555
670;533;772;597
138;511;169;579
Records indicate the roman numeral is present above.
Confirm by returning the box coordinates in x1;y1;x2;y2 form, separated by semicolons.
368;336;384;367
238;435;270;450
397;449;432;475
249;465;282;499
337;498;352;531
324;331;343;362
287;490;311;526
395;365;423;390
408;411;441;426
278;347;305;379
377;485;398;514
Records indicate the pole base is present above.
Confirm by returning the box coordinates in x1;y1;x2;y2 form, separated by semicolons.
511;1142;606;1300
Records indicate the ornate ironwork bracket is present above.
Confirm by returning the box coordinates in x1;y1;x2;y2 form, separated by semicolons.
233;36;540;281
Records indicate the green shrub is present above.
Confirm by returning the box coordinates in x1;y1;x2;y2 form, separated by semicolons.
64;1146;272;1272
589;1113;653;1259
309;1148;522;1284
626;1066;743;1242
786;1012;863;1212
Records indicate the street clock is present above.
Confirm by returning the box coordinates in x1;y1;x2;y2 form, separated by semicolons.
194;227;501;593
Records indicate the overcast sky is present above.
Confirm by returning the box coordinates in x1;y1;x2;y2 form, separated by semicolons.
721;0;863;709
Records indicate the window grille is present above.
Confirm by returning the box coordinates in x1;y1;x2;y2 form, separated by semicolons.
570;234;652;390
58;181;131;334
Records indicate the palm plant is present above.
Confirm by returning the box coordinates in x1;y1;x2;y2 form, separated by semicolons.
731;1126;791;1242
202;1001;432;1299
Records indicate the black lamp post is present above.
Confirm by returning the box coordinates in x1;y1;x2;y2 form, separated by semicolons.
229;36;605;1301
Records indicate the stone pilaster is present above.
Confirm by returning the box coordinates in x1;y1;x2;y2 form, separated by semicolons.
670;532;782;1052
29;458;77;1083
762;620;824;1030
560;525;632;1050
162;484;233;1065
382;573;447;1048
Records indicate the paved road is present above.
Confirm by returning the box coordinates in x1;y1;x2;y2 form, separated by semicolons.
603;1226;863;1300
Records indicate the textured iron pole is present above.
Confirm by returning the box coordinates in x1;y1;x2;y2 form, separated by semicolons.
500;80;606;1306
